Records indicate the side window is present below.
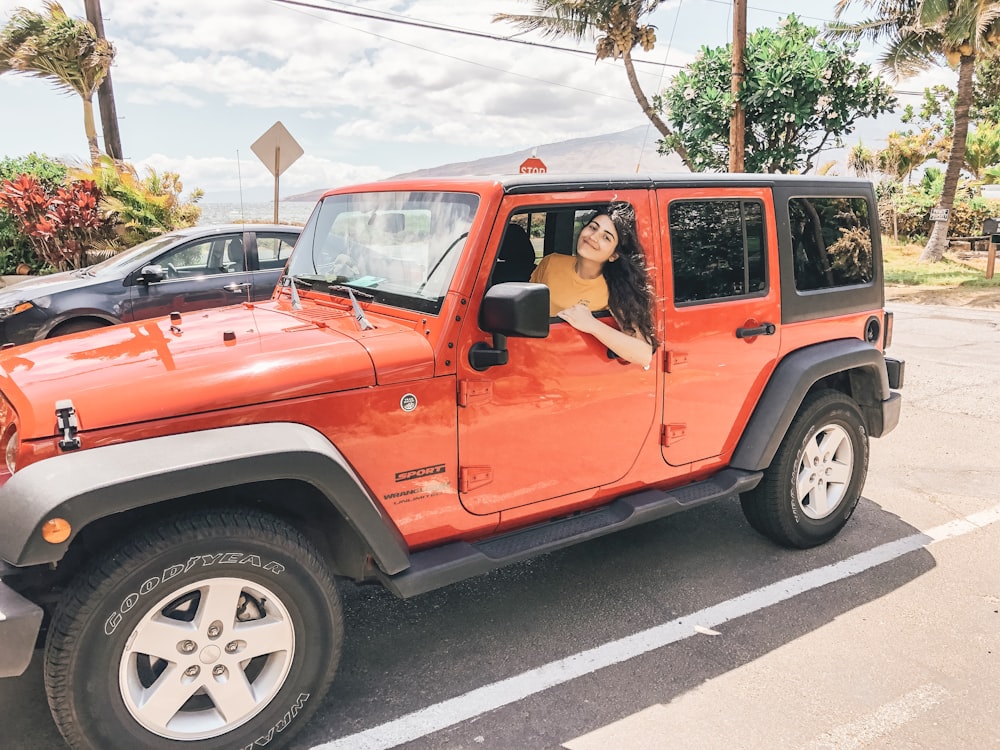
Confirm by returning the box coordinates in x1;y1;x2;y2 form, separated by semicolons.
668;199;766;304
157;238;216;276
789;197;874;291
223;236;245;272
256;233;298;270
490;212;541;285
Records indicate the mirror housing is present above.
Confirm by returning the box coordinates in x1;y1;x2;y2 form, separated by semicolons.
479;282;550;338
470;283;549;371
138;265;167;284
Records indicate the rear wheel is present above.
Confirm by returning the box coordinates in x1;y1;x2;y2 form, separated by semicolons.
44;509;342;750
740;389;868;548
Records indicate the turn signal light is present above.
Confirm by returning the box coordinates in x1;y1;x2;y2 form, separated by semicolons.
41;517;72;544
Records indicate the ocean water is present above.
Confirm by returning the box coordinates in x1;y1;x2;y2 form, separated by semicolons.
197;201;316;227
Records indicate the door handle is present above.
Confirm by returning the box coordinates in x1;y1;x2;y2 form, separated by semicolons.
224;282;251;293
735;322;776;339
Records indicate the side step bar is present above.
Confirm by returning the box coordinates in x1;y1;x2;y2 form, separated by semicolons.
381;468;762;598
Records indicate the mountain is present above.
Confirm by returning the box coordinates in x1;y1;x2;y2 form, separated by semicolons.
283;126;687;202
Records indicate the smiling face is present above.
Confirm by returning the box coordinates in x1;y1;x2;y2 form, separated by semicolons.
576;214;620;265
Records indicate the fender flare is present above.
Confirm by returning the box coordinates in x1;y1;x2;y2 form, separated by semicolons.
0;422;410;574
730;339;890;472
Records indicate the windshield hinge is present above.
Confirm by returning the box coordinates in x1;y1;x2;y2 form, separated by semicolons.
55;399;81;451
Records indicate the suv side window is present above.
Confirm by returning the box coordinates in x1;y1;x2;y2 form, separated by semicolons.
789;197;874;291
668;199;766;304
256;232;298;270
156;235;243;277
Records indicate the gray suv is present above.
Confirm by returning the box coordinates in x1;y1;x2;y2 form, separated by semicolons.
0;223;300;345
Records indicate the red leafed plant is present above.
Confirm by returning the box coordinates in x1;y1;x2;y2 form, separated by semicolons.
0;174;109;270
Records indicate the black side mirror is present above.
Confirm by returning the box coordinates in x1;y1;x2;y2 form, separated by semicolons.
470;282;549;371
138;264;166;284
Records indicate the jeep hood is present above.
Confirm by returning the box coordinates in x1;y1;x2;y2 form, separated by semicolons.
0;301;435;439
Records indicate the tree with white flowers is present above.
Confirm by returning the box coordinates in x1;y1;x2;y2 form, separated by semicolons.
657;15;896;174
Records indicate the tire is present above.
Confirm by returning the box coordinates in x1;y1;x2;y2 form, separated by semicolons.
44;509;342;750
47;319;108;338
740;389;869;549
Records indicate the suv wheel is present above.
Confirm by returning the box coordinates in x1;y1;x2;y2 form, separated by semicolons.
740;389;869;548
44;509;342;750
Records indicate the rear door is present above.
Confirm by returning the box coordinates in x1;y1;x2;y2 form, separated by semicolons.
249;230;299;299
456;190;659;516
658;188;782;466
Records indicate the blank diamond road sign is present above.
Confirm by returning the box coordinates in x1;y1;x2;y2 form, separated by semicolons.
251;121;303;177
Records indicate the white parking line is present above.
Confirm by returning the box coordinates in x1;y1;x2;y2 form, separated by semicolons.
312;505;1000;750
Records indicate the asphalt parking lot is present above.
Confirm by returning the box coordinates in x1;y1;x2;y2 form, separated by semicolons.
2;301;998;750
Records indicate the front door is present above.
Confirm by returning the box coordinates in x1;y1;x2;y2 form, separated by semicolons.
126;232;255;320
657;189;782;466
457;193;658;516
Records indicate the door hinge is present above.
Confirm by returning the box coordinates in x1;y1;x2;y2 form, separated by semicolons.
459;465;493;492
665;350;688;373
458;380;493;407
661;423;686;447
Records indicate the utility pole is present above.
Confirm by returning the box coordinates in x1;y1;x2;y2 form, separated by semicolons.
728;0;747;173
84;0;123;161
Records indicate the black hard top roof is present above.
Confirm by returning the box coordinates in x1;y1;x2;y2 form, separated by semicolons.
495;172;874;195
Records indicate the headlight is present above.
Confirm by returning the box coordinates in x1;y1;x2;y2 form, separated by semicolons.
0;301;33;321
5;425;18;474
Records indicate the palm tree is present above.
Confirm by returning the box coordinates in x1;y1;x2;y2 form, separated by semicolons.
964;120;1000;177
494;0;692;168
848;142;877;177
830;0;1000;261
0;1;115;164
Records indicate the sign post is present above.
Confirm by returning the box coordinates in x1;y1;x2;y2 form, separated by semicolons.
251;122;304;223
989;234;999;280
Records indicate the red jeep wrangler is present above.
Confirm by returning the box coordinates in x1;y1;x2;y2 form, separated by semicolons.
0;174;903;749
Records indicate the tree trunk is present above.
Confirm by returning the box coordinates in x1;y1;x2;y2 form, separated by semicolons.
621;49;692;170
83;95;101;164
920;53;975;262
85;0;124;161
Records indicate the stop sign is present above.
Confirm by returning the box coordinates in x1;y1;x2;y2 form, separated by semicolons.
519;156;547;174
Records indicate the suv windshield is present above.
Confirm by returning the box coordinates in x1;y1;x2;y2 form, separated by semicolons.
286;190;479;314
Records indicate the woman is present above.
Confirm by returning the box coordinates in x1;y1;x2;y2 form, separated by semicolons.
529;202;658;368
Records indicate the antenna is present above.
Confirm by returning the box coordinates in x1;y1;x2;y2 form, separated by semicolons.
236;149;246;223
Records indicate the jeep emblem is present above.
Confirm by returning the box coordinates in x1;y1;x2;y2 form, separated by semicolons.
400;393;418;412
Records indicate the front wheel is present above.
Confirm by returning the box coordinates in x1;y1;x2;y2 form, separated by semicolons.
740;389;869;548
44;509;342;750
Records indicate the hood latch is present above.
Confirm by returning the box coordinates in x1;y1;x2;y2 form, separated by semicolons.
55;399;81;451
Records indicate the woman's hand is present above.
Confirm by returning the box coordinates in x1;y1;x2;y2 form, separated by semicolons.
556;302;600;333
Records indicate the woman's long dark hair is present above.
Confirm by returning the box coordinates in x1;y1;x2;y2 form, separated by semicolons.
594;202;659;350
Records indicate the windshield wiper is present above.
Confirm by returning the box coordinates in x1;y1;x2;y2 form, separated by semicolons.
329;285;374;301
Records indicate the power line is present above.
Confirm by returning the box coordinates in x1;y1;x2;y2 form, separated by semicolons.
268;0;683;69
267;0;933;101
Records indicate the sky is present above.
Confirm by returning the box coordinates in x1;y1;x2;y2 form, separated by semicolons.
0;0;955;202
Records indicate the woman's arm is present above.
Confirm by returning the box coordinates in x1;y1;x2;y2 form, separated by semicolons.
556;303;654;368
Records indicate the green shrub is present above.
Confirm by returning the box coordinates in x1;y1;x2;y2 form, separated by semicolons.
0;153;68;274
878;183;1000;240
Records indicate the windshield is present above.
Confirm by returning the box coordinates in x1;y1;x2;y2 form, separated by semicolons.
285;190;479;314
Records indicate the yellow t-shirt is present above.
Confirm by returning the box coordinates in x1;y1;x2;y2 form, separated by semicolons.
530;253;609;317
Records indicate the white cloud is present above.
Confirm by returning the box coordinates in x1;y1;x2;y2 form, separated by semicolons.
1;0;960;198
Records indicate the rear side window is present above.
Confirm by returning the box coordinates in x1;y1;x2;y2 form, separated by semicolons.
789;197;874;291
256;232;298;270
668;199;766;304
